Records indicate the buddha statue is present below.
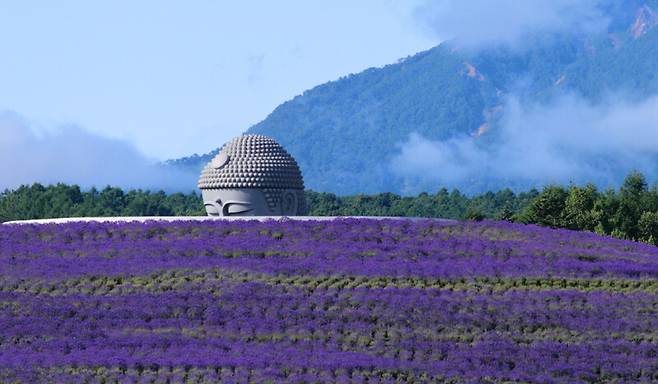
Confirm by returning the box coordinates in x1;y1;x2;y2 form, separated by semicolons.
197;134;306;216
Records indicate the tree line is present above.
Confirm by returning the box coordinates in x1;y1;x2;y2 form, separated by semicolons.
0;184;204;221
1;172;657;244
517;172;658;244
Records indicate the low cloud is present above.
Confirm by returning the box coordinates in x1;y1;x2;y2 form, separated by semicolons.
415;0;609;49
391;94;658;194
0;111;198;192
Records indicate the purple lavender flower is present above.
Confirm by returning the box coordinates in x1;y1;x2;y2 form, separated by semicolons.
0;219;657;382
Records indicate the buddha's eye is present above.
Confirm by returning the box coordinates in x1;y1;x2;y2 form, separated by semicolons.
223;202;253;216
204;199;222;216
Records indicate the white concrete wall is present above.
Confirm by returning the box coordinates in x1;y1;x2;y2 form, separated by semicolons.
3;216;451;225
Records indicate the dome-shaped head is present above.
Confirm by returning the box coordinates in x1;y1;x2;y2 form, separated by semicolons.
198;135;306;216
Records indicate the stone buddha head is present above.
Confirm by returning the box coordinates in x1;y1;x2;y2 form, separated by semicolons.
198;135;306;217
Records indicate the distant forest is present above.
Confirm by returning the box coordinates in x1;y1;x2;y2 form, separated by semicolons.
2;172;658;245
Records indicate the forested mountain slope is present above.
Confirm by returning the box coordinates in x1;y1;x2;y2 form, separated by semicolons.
171;1;658;195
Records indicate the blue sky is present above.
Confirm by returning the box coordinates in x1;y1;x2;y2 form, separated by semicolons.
0;1;436;160
5;0;649;193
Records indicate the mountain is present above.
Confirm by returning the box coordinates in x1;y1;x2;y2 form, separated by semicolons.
170;1;658;195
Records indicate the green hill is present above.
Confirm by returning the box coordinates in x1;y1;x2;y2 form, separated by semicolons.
171;1;658;195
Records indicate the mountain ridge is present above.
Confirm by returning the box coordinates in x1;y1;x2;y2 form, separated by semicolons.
170;2;658;195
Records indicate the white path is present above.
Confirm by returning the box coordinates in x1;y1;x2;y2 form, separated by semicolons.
3;216;454;225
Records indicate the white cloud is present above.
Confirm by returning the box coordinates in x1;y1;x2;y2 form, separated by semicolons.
415;0;609;49
0;111;198;192
391;94;658;194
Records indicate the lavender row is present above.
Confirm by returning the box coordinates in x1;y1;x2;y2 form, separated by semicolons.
2;287;657;345
2;219;658;280
2;283;657;381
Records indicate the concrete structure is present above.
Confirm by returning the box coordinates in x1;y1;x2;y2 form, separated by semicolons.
198;135;306;216
2;216;453;225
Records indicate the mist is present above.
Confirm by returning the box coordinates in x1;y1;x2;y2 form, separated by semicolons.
415;0;610;49
391;94;658;194
0;111;199;192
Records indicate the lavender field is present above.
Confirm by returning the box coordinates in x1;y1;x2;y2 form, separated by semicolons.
1;219;658;383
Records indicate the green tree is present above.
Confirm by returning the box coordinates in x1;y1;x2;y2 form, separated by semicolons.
519;185;568;227
495;207;515;222
592;188;619;236
463;207;485;221
562;184;598;231
614;171;648;240
638;211;658;245
98;186;126;215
